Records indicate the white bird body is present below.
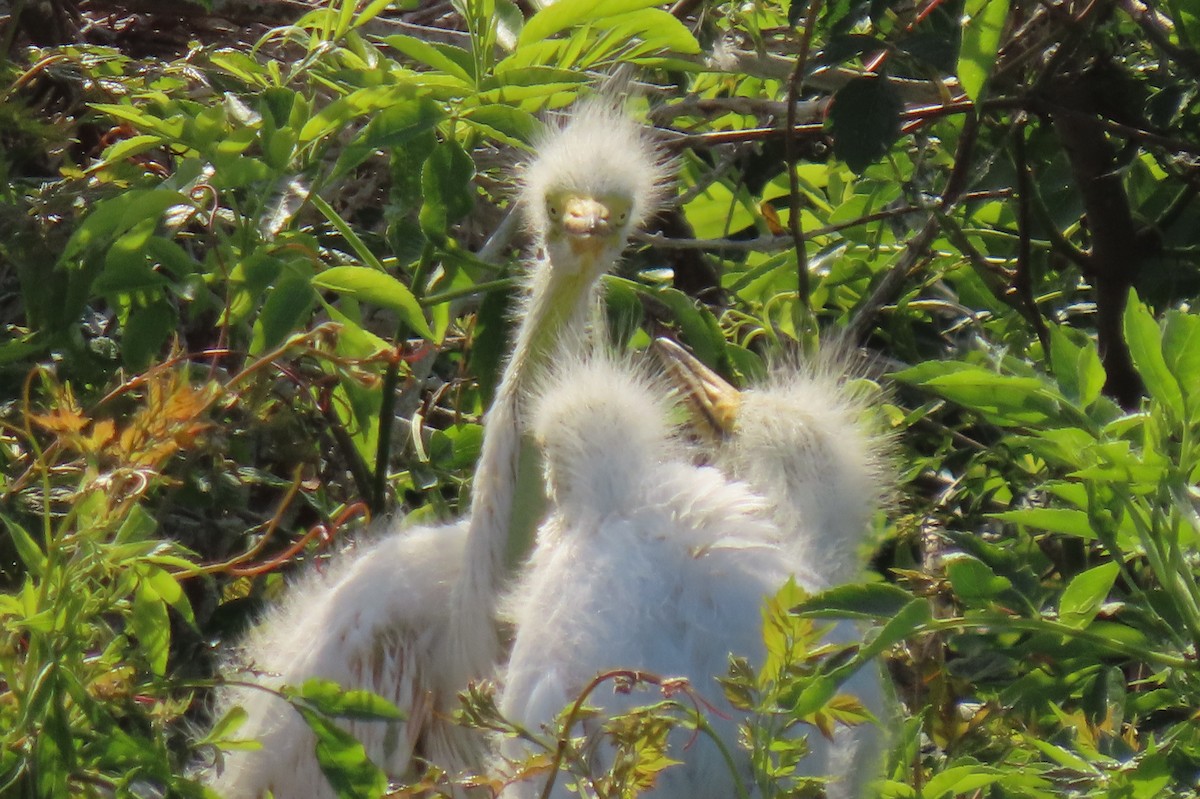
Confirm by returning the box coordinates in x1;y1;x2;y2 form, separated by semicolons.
715;357;892;589
209;520;476;798
498;355;883;799
204;99;671;798
656;341;894;797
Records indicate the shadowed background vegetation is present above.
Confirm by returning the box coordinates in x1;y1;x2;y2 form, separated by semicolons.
1;0;1200;796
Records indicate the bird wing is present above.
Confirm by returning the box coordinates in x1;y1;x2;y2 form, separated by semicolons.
207;519;472;799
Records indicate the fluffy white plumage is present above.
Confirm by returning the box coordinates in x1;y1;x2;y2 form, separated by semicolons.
204;98;671;798
717;363;892;799
208;521;475;797
497;351;885;799
715;350;893;589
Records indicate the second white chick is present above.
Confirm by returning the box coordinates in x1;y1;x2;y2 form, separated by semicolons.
497;352;873;799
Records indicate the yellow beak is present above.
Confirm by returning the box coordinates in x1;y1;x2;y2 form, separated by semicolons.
652;337;741;439
561;196;616;257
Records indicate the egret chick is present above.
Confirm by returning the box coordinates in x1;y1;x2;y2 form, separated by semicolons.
656;338;894;587
499;351;870;799
656;337;895;797
206;98;672;799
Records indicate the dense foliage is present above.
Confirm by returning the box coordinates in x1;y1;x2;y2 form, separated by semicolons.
1;0;1199;796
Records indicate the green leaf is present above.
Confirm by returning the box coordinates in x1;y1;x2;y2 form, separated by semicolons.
299;85;414;144
332;98;445;179
1049;326;1104;408
793;582;916;620
123;303;175;370
945;555;1012;603
828;77;903;173
957;0;1010;101
1161;310;1200;418
856;598;932;662
923;765;1004;799
3;516;44;577
990;507;1096;539
294;706;389;799
518;0;665;47
289;678;405;721
195;706;252;747
115;504;158;543
140;564;196;628
419;139;476;241
131;577;171;676
892;361;1061;426
1058;561;1120;629
91;134;167;172
1124;290;1184;419
788;675;838;717
383;35;474;83
311;266;433;341
251;275;316;355
62;189;186;264
460;104;540;147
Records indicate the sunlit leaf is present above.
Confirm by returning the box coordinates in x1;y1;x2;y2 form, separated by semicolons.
294;706;389;799
957;0;1010;101
1124;290;1184;419
1058;561;1120;629
312;266;433;341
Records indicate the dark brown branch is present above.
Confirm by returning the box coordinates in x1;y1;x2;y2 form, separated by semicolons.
1012;123;1052;354
1050;85;1144;407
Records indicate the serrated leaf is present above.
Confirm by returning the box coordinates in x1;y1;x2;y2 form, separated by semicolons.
828;77;902;173
312;266;433;340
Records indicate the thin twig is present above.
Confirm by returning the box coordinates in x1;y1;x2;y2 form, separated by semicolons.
846;114;981;343
785;0;825;309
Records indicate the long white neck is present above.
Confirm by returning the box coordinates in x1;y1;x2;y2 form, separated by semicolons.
443;252;604;682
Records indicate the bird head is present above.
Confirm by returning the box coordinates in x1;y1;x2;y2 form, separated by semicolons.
520;98;672;283
537;189;636;282
652;337;742;440
529;353;674;514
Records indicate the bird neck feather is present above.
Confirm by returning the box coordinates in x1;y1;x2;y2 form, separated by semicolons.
453;253;605;631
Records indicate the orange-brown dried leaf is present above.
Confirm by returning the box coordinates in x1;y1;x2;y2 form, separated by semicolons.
32;384;87;436
80;419;117;454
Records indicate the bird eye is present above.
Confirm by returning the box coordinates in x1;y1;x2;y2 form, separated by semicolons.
548;205;560;218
